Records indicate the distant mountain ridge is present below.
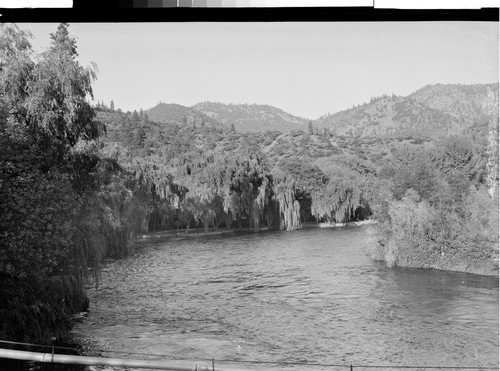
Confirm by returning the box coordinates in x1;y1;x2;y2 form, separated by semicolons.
191;101;310;133
146;102;225;129
314;83;498;138
145;83;498;137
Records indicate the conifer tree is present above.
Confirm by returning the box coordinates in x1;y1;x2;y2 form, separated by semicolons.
132;110;140;123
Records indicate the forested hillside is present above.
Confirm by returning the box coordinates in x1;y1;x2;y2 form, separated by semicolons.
192;101;309;133
146;102;225;130
314;84;498;138
145;84;498;137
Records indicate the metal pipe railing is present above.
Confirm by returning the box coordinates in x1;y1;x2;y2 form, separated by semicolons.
0;348;313;371
1;346;498;370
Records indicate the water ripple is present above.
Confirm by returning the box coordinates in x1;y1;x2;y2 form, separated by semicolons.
74;227;499;369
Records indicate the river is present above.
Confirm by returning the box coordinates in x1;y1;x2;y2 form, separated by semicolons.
9;226;499;370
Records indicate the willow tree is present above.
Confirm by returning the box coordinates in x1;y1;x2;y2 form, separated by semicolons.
271;168;301;230
0;23;101;343
1;23;102;275
311;175;362;223
212;149;271;230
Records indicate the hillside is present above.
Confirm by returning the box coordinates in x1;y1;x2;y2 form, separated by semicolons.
192;101;310;133
142;84;497;137
409;83;497;124
97;105;435;176
314;83;498;138
146;102;226;129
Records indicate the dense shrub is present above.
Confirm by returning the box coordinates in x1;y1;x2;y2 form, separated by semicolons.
371;186;498;275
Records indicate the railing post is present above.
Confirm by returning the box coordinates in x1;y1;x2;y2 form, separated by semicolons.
51;337;56;363
350;364;353;371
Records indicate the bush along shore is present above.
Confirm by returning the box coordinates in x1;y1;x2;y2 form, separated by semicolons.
367;135;499;276
368;188;499;277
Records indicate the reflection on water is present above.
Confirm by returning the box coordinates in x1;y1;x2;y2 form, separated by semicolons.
8;227;499;370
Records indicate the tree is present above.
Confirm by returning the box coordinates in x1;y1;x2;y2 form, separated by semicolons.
390;147;439;202
23;23;98;153
272;168;301;230
311;173;362;223
433;136;480;181
133;125;147;148
110;100;114;110
230;123;236;133
308;120;314;135
483;88;499;198
49;23;77;56
132;110;140;123
0;23;104;343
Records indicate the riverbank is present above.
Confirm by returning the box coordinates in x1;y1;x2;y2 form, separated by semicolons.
139;226;272;239
365;226;499;277
318;219;378;228
139;220;376;240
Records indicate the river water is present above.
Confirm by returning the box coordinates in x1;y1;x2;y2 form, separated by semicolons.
67;226;498;370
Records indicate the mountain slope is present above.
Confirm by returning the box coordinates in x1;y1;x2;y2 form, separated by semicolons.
314;83;498;138
192;101;310;133
409;83;497;125
146;102;226;129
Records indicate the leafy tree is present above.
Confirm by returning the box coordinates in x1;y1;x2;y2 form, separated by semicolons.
390;146;439;202
0;23;103;343
483;88;499;198
433;136;482;181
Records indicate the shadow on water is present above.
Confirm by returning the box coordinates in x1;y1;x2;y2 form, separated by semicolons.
0;359;83;371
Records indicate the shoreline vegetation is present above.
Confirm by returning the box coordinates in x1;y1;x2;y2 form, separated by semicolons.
0;23;498;347
140;219;378;239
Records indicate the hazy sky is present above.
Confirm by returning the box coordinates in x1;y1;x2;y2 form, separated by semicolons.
20;22;499;119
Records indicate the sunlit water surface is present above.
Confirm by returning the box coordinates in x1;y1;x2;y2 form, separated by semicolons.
7;227;499;370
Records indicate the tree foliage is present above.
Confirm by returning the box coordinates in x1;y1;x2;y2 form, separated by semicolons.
0;23;146;344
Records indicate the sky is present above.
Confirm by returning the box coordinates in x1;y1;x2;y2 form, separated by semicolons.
20;22;499;119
